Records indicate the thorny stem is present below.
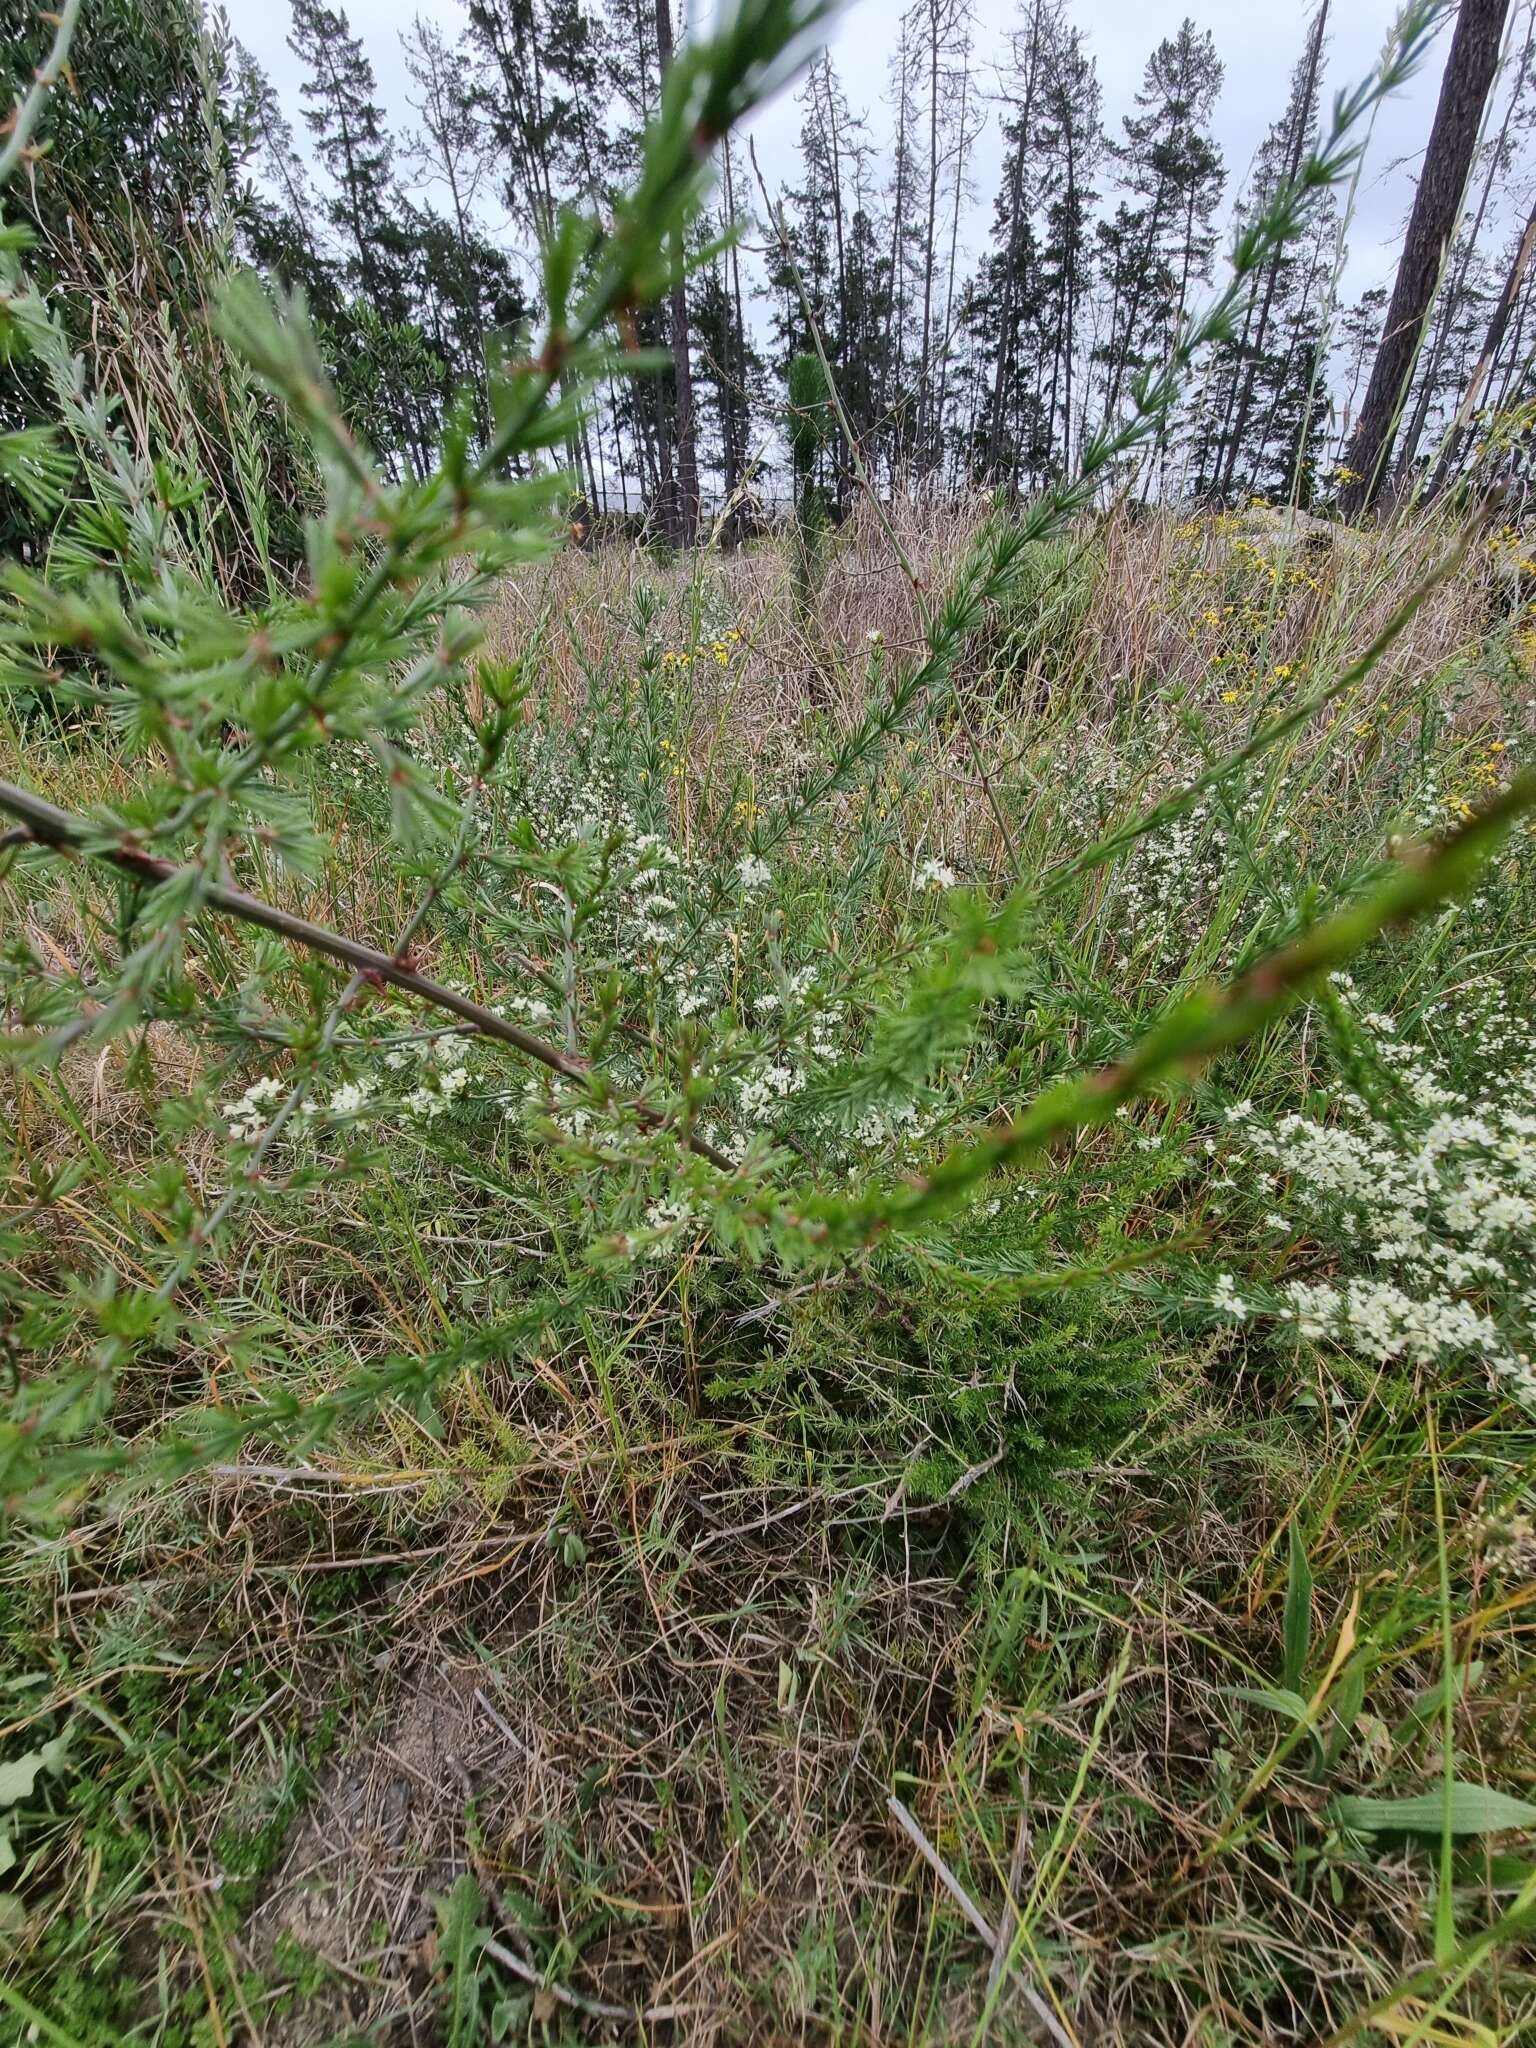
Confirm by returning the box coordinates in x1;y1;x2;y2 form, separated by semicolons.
0;0;81;188
817;769;1536;1246
153;817;481;1302
0;777;737;1173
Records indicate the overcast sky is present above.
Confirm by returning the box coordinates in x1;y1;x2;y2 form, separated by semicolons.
230;0;1518;313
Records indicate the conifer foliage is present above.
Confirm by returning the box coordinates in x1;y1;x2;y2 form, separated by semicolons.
9;0;1527;520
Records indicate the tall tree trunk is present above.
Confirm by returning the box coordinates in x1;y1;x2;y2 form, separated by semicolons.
1217;0;1328;497
1058;117;1080;473
918;2;942;475
1396;1;1533;481
883;28;914;480
654;0;700;545
1340;0;1510;515
1431;197;1536;485
986;0;1045;482
933;39;975;489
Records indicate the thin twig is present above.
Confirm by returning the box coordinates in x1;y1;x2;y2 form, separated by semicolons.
887;1793;1076;2047
0;0;83;188
0;776;734;1172
748;136;1024;878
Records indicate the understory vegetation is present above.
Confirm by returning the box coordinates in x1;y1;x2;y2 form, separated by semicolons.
3;0;1536;2043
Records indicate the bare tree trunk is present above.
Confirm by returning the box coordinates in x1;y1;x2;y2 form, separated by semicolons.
986;0;1046;483
1432;197;1536;485
1216;0;1329;497
918;2;942;475
933;36;976;490
1396;1;1533;481
653;0;700;545
1340;0;1510;515
882;24;915;480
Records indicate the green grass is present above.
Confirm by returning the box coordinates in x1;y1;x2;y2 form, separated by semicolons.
2;505;1535;2043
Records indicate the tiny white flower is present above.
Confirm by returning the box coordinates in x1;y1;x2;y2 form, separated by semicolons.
1212;1272;1249;1320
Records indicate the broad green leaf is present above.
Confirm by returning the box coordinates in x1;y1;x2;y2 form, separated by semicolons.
1451;1852;1536;1891
1282;1523;1313;1693
1222;1683;1311;1722
1397;1661;1484;1743
1327;1661;1368;1765
1331;1784;1536;1839
435;1873;487;2048
1220;1683;1326;1772
0;1754;45;1808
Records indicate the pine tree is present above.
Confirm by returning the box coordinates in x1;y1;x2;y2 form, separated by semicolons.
401;14;516;435
767;60;843;371
1432;199;1536;486
653;0;700;545
765;56;880;508
465;0;604;238
239;42;332;308
909;0;979;479
1340;0;1511;513
692;208;759;523
288;0;402;320
1395;0;1536;484
1095;17;1224;471
840;202;896;463
597;0;686;524
882;14;928;480
1200;2;1330;500
1037;23;1101;475
712;133;760;524
976;0;1059;489
287;0;437;469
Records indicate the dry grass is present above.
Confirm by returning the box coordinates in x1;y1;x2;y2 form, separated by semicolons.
484;500;1509;751
45;1363;1527;2044
4;502;1535;2044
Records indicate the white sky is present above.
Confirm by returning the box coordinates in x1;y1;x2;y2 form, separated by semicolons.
228;0;1520;317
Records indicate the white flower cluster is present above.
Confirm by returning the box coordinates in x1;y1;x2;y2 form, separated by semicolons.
1045;731;1285;976
643;1194;697;1258
1214;980;1536;1408
223;1069;386;1144
852;1098;925;1150
222;1075;286;1144
914;856;958;891
402;1034;472;1120
738;1060;806;1121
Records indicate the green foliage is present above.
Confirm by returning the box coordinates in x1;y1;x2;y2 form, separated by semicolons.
776;1280;1154;1535
786;347;832;616
435;1875;492;2046
0;0;1530;1540
786;347;832;486
0;5;1533;2034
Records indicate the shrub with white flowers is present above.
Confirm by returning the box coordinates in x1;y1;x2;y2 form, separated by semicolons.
1211;974;1536;1408
1;0;1528;1533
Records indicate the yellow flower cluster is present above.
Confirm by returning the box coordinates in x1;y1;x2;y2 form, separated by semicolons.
1442;735;1515;821
660;628;743;672
1486;525;1536;575
1168;521;1319;698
